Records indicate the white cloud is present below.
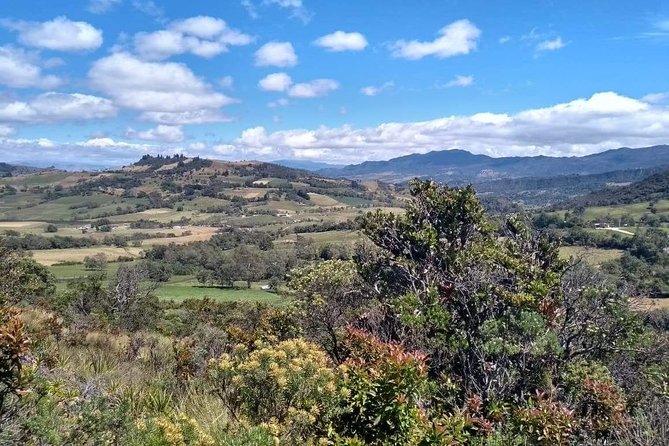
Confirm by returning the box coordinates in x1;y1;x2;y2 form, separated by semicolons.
314;31;367;52
390;19;480;60
258;72;292;91
132;0;164;20
134;16;252;60
0;46;61;88
8;91;669;169
499;35;512;44
241;0;259;19
88;52;235;122
536;37;566;52
255;41;297;67
0;92;116;124
265;0;312;23
288;79;339;98
88;0;122;14
360;81;394;96
214;92;669;163
1;17;103;52
139;110;232;125
642;92;669;103
0;125;14;137
446;75;474;87
126;124;184;142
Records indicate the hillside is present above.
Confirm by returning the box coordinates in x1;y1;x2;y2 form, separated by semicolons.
552;168;669;210
322;145;669;184
0;162;50;177
0;154;400;225
474;167;663;207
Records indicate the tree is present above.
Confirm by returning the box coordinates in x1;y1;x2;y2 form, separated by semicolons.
105;265;160;331
232;245;265;288
352;179;642;440
289;260;369;362
0;243;55;305
83;253;108;270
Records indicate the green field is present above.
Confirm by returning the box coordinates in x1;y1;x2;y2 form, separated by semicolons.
582;200;669;220
50;262;284;304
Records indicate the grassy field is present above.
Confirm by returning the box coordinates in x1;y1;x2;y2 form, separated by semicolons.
582;200;669;220
50;262;283;304
559;246;623;266
32;246;144;266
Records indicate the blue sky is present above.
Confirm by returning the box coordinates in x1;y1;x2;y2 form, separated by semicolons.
0;0;668;168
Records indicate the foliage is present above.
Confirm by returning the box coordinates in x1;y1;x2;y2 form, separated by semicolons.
208;338;338;442
289;260;369;362
332;328;431;445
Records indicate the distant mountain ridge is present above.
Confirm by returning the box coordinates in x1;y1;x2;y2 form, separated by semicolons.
320;145;669;184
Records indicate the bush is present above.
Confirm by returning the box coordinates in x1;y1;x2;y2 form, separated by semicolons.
208;339;338;442
332;328;431;445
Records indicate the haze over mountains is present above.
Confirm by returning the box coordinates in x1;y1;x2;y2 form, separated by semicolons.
317;145;669;184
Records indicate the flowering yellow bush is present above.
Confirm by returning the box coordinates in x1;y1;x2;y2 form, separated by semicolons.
132;414;214;446
208;339;338;442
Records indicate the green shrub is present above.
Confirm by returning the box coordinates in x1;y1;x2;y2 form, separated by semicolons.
332;328;431;445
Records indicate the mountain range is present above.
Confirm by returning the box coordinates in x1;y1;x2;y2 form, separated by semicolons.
319;145;669;184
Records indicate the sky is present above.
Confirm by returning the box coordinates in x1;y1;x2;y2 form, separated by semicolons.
0;0;668;169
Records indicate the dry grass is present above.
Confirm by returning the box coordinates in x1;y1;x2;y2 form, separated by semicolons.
32;246;143;266
0;221;45;228
307;193;341;206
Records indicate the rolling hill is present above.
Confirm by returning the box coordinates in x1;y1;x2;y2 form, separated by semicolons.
552;168;669;210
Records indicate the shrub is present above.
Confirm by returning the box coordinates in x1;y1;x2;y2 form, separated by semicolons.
0;306;31;420
332;328;431;445
129;414;214;446
208;338;338;442
513;392;576;446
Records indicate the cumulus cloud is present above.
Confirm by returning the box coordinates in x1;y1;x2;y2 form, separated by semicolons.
499;35;512;44
0;46;61;88
88;0;122;14
360;81;394;96
88;52;235;123
0;92;116;124
390;19;480;60
213;92;669;163
288;79;339;98
258;72;292;91
255;41;297;67
446;75;473;87
1;17;103;52
134;16;252;60
314;31;367;51
7;91;669;169
536;37;566;52
126;124;184;142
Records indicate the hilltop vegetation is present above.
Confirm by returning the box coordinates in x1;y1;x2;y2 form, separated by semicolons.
553;168;669;210
1;180;668;445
